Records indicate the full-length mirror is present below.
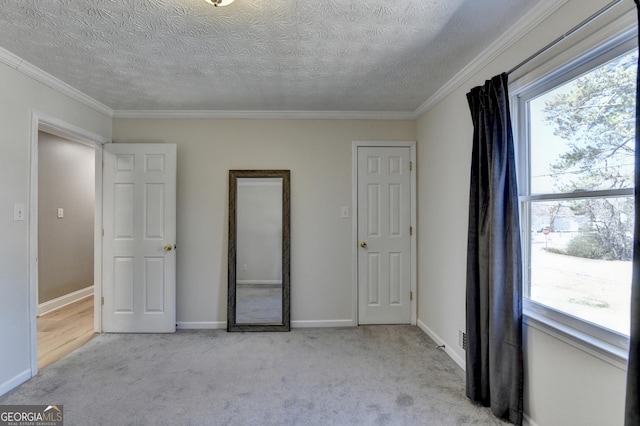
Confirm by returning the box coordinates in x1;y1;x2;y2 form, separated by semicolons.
228;170;290;331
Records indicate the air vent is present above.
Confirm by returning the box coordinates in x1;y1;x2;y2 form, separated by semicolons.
459;330;467;351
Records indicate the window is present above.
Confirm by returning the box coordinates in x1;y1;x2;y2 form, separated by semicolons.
514;31;637;358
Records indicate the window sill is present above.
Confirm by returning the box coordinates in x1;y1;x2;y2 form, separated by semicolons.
523;308;628;371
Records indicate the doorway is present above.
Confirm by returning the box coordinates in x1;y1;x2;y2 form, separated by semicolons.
29;113;107;376
352;141;417;325
36;131;96;369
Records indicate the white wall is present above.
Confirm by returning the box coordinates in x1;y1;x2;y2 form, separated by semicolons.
415;1;633;425
112;118;416;327
0;61;111;394
38;132;95;303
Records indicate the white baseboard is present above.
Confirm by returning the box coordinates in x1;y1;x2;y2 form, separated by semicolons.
417;320;537;425
176;319;355;330
38;286;94;316
176;321;227;330
417;319;466;371
0;369;31;397
523;413;540;426
291;319;354;328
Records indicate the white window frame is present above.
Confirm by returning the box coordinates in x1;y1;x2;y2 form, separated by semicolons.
511;22;637;369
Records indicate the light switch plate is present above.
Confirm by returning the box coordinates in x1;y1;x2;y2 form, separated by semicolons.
341;206;349;218
14;204;25;221
57;208;64;218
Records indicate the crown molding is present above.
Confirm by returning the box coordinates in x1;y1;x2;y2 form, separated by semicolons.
112;109;416;120
1;43;412;121
0;46;113;118
412;0;569;118
0;45;21;68
0;0;572;123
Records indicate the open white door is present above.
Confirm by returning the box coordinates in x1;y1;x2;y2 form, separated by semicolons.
357;146;412;324
102;144;176;333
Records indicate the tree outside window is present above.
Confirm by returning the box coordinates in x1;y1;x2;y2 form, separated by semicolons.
526;49;636;335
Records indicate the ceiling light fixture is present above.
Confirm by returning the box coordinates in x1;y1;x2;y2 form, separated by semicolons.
205;0;235;6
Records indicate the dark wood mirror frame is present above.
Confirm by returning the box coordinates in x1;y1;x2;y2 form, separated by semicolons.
227;170;290;332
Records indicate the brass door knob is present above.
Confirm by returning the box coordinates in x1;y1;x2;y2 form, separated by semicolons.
359;241;368;248
163;244;173;252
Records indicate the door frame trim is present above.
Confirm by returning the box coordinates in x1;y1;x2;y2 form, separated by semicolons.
351;141;417;326
29;111;109;376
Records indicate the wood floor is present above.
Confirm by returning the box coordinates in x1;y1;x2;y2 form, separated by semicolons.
37;296;96;369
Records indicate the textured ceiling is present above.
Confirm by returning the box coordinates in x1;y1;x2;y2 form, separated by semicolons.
0;0;541;112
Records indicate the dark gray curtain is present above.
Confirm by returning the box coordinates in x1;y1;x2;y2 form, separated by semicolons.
625;2;640;425
466;73;523;425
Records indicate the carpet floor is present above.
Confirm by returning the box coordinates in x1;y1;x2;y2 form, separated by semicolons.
236;285;282;323
0;326;508;425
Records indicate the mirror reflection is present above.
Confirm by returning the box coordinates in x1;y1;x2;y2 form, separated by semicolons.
228;170;290;332
235;177;283;324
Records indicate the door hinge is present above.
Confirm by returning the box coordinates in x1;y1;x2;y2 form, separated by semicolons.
410;291;413;301
102;296;105;305
102;228;104;237
410;226;413;236
409;161;413;171
102;161;106;169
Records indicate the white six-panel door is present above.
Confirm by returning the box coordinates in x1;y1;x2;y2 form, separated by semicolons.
357;146;411;324
102;144;177;333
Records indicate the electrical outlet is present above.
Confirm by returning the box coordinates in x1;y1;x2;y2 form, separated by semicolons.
242;264;248;271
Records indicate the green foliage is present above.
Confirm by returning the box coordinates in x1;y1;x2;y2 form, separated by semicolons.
543;52;636;191
543;246;565;255
541;51;636;261
564;232;608;260
544;54;636;192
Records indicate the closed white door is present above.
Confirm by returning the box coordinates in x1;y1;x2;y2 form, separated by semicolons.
102;144;177;333
357;146;411;324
